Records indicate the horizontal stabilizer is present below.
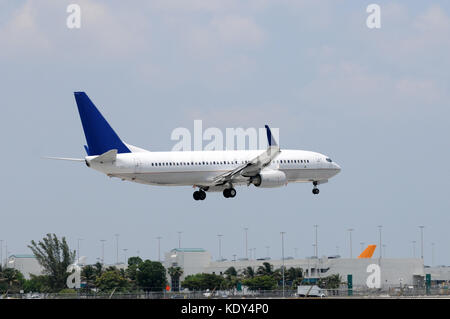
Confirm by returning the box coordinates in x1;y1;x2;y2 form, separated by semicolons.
91;149;117;164
44;156;85;162
358;245;376;258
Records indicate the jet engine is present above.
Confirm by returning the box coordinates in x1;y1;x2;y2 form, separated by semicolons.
251;170;287;188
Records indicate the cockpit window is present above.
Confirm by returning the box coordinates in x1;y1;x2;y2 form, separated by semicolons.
326;158;332;163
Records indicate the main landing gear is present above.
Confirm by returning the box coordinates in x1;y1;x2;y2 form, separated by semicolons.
193;190;206;201
312;181;320;195
223;188;236;199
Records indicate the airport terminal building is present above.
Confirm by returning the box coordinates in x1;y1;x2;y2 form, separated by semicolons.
164;248;443;289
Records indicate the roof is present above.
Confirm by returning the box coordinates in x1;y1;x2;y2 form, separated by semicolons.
171;248;206;253
9;254;36;258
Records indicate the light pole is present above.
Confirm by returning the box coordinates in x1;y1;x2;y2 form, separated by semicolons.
419;226;425;260
314;225;318;258
0;239;3;268
177;231;183;249
431;242;435;267
77;238;83;262
4;241;7;268
123;248;128;264
378;225;382;259
244;228;248;259
382;244;386;258
281;232;286;298
412;241;416;258
100;239;106;264
115;234;120;265
265;246;270;258
252;248;256;260
348;229;354;258
156;236;162;261
217;234;223;261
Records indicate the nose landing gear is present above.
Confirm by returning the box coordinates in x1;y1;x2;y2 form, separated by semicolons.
312;181;320;195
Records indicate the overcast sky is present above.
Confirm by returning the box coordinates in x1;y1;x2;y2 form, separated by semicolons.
1;0;449;267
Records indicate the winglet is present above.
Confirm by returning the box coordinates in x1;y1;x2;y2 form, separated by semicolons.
265;125;278;147
358;245;377;258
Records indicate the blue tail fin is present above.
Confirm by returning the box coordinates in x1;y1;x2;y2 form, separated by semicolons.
74;92;131;156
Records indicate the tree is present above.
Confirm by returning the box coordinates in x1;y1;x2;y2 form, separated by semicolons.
95;270;129;292
318;274;341;289
28;233;76;291
167;266;183;292
242;266;255;279
23;275;51;293
0;268;25;293
242;275;277;291
125;256;143;283
181;273;225;291
224;267;237;278
93;262;104;278
81;265;98;290
136;260;166;292
286;267;303;287
257;262;274;276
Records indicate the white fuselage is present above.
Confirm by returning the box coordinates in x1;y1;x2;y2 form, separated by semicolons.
86;149;341;188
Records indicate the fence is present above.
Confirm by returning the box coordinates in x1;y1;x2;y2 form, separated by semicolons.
2;287;450;299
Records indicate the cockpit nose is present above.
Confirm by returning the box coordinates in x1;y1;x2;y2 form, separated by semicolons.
325;156;341;173
334;162;342;173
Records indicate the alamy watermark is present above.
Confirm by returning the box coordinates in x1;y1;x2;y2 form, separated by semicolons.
66;4;81;29
366;263;381;288
66;4;381;30
170;120;280;152
366;4;381;29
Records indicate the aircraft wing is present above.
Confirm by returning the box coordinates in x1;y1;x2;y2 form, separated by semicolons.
212;125;280;186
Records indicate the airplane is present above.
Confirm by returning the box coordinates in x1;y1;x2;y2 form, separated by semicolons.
48;92;341;200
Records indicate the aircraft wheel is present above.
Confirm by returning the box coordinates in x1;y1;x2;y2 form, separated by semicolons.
312;188;320;195
229;188;236;198
199;190;206;200
193;191;200;200
223;189;230;198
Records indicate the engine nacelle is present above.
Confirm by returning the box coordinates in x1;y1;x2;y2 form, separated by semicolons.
252;170;287;188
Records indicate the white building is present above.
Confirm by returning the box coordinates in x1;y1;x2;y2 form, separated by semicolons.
6;255;44;279
164;248;427;289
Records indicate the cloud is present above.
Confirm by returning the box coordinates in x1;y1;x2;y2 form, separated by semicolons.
0;0;149;59
0;1;52;56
